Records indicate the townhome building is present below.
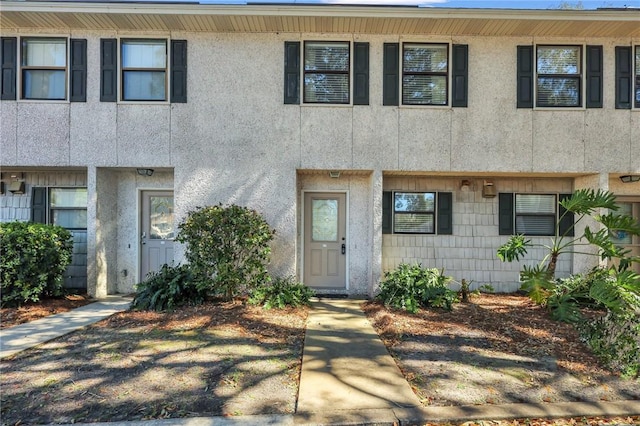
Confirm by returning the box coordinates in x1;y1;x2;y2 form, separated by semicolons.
1;1;639;298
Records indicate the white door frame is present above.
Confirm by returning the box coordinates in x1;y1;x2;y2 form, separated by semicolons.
301;190;350;290
137;187;175;282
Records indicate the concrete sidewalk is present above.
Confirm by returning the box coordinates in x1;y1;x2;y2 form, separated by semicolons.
0;295;132;359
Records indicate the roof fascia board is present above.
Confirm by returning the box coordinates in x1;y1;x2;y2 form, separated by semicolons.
1;1;639;23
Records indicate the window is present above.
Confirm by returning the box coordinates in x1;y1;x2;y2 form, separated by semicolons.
536;45;581;107
121;39;167;101
50;188;87;229
402;43;448;105
394;192;435;233
21;37;66;100
636;46;640;108
382;191;452;235
304;41;350;104
515;194;556;236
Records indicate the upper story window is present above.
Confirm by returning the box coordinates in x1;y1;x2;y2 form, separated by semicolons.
21;38;67;100
121;39;167;101
402;43;448;106
100;38;187;103
303;41;350;104
536;45;581;107
635;46;640;108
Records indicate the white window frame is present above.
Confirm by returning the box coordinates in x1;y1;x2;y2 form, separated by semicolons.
392;191;437;235
515;193;557;236
302;40;351;105
401;42;449;106
534;44;584;109
119;38;169;103
19;37;68;101
49;187;88;231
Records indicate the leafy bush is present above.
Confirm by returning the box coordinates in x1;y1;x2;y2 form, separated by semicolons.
248;276;314;309
176;204;275;300
131;264;203;312
580;312;640;378
0;221;73;307
377;263;457;313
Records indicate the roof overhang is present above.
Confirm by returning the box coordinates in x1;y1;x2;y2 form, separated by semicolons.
1;1;639;37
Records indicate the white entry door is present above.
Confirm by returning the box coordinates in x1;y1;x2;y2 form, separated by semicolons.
304;192;347;289
140;190;175;281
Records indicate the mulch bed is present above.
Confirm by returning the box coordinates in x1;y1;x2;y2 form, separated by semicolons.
1;294;94;328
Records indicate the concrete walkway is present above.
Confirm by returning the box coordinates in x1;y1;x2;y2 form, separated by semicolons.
0;295;132;359
2;295;640;425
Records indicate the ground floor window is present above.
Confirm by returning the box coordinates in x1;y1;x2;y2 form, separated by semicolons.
49;187;87;229
383;191;452;235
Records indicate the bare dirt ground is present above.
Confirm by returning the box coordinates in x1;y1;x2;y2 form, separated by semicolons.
1;294;639;426
0;302;308;425
363;294;640;408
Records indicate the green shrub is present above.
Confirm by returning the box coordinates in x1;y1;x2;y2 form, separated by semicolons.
131;264;203;312
176;204;275;300
377;263;457;313
580;312;640;379
248;276;314;309
0;221;73;307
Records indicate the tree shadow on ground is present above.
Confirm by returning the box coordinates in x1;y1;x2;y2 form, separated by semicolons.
0;302;307;424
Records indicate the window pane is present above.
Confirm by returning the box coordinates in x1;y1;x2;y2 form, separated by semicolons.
394;213;434;233
304;42;349;72
537;77;580;107
52;209;87;229
23;70;66;100
122;40;166;68
537;46;580;75
403;44;448;73
312;199;338;242
51;188;87;208
516;194;556;214
636;47;640;105
23;38;66;67
123;71;166;101
611;203;633;244
304;74;349;103
402;75;447;105
395;193;435;212
149;196;174;239
516;216;555;236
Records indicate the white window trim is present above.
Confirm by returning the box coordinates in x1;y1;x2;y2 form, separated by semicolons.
400;42;450;108
301;39;354;107
533;43;586;111
17;35;70;104
117;36;171;105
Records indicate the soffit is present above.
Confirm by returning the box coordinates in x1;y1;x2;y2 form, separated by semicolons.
1;3;639;37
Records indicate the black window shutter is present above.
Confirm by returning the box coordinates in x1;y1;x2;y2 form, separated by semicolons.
70;39;87;102
284;41;300;105
353;42;369;105
517;46;534;109
100;39;117;102
382;191;392;234
615;46;632;109
1;37;17;101
170;40;187;103
437;192;453;235
558;194;575;237
451;44;468;107
498;193;514;235
585;45;603;108
31;187;47;224
383;43;399;106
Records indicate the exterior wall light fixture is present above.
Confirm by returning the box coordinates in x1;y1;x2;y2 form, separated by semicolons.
619;175;640;183
460;179;471;192
329;171;340;178
137;168;154;176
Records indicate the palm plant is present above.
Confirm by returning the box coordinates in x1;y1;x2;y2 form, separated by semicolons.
497;189;640;322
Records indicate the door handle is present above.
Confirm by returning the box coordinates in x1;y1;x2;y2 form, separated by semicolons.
341;243;346;255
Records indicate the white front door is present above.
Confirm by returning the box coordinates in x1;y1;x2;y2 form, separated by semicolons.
140;190;175;281
304;192;347;289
